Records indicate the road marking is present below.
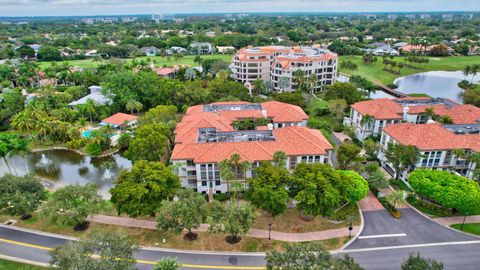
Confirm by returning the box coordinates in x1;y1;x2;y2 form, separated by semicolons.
0;237;266;269
358;233;406;239
341;240;480;253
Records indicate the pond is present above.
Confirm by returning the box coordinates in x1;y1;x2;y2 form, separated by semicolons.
394;71;480;103
0;149;132;198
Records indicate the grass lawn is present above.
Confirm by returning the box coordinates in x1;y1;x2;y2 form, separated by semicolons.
0;214;349;252
37;54;233;69
451;223;480;236
254;204;361;233
339;55;480;86
0;259;48;270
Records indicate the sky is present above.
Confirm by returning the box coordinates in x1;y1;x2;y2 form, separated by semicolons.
0;0;479;17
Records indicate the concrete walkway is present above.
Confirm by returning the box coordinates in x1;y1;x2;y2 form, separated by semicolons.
89;215;359;243
434;215;480;226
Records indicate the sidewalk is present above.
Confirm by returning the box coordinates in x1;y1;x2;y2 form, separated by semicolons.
433;215;480;226
89;215;359;243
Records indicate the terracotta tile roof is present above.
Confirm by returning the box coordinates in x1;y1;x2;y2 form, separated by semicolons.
171;126;334;163
408;104;480;125
383;123;480;151
171;101;332;163
155;68;177;76
351;99;403;119
101;113;137;126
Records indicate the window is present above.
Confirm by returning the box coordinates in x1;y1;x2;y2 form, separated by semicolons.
289;156;297;170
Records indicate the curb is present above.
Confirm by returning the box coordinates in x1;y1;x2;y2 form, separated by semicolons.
335;202;364;253
0;254;50;268
0;224;78;241
405;201;480;239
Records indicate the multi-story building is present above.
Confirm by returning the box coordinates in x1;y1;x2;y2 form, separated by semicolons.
231;45;338;93
378;122;479;180
171;101;334;194
344;97;480;142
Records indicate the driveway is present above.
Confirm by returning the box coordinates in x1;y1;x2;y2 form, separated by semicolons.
346;195;478;250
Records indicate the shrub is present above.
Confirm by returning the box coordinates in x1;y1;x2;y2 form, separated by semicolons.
86;142;102;156
333;123;344;132
379;197;401;218
213;193;229;202
330;203;357;221
408;170;480;213
66;138;87;149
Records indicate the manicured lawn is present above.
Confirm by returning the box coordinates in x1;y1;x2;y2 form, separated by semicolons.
451;223;480;236
339;55;480;86
254;204;361;233
0;214;349;252
0;259;48;270
37;54;233;69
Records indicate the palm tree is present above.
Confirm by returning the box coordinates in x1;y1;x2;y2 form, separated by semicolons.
423;107;436;121
84;98;98;123
398;62;404;74
219;159;235;199
125;100;143;114
470;64;479;83
439;115;453;124
360;114;374;140
463;65;471;79
387;190;406;208
467;152;480;181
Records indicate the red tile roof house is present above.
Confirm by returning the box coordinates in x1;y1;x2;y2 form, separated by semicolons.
343;97;480;142
171;101;334;194
100;113;138;128
154;67;178;79
378;122;480;181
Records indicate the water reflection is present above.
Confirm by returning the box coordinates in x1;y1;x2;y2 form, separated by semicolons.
394;71;480;103
0;149;132;198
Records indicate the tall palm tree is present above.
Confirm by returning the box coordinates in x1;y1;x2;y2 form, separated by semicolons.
84;98;98;123
360;114;374;140
463;65;471;80
219;159;235;199
423;107;436;121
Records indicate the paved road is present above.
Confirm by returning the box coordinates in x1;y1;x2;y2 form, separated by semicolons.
2;223;480;269
346;208;478;250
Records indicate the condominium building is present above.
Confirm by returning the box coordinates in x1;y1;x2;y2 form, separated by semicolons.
171;101;334;194
231;45;338;92
378;123;479;180
343;97;480;141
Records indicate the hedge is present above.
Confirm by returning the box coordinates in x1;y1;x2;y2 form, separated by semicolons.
408;170;480;213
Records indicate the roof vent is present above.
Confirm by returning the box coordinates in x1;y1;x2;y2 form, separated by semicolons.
427;119;436;124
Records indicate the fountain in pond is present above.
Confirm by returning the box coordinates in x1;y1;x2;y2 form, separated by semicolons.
36;154;51;167
103;168;113;180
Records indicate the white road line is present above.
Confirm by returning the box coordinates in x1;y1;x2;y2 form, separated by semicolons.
340;240;480;253
358;233;407;239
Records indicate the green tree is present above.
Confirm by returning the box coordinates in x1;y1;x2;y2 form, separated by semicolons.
37;46;61;61
0;174;46;219
208;201;256;243
337;170;369;203
360;114;374;140
141;105;177;125
363;139;380;161
272;150;287;168
290;163;344;217
153;257;181;270
337;143;363;170
368;170;390;190
16;45;36;58
50;231;138;270
384;142;420;180
324;82;364;105
266;243;364;270
42;184;101;229
249;162;290;216
156;189;208;240
125;99;143;114
124;124;171;162
328;99;348;124
401;253;444;270
110;160;180;217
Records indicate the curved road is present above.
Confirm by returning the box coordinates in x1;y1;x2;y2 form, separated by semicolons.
1;206;480;270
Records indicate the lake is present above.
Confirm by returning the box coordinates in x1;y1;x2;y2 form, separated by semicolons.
0;149;132;198
394;71;480;103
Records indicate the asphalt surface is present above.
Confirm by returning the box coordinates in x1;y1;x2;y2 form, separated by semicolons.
346;208;478;249
1;206;480;270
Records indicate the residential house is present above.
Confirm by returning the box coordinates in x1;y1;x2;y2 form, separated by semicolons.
140;46;160;56
217;46;235;54
68;86;112;106
154;67;178;79
171;101;333;194
100;113;138;128
189;42;215;54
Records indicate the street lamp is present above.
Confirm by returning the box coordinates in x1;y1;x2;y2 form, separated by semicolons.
268;223;272;240
348;215;353;238
461;212;469;230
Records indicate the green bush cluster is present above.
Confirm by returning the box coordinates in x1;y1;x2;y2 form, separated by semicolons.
408;170;480;213
379;197;401;219
407;195;452;216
